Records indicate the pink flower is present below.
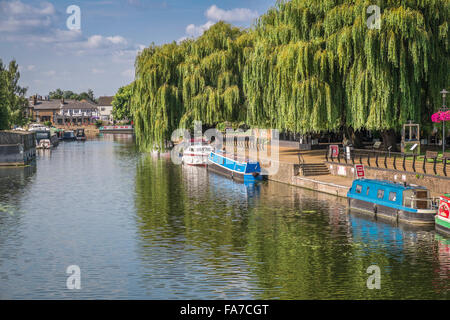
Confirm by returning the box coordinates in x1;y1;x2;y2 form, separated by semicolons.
432;112;442;123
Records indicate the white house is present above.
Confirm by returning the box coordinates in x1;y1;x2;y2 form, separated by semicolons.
97;96;114;123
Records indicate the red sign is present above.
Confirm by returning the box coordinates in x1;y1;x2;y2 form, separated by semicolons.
355;164;365;178
439;196;450;219
329;145;339;158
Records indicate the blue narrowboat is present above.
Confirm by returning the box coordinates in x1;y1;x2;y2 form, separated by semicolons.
347;179;437;225
207;151;263;182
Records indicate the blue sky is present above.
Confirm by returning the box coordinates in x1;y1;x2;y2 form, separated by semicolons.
0;0;275;97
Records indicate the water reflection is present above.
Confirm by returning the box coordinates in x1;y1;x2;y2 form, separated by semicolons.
0;137;449;299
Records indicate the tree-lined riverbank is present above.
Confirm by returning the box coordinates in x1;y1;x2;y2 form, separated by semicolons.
125;0;449;150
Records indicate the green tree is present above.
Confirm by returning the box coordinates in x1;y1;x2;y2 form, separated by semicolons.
0;59;28;129
5;60;28;126
0;60;9;130
129;0;449;150
49;88;64;99
112;83;133;121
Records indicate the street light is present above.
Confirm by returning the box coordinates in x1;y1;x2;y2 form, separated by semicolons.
440;89;449;154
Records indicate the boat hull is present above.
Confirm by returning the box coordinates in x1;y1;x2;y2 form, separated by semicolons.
207;159;262;183
436;216;450;236
348;197;436;225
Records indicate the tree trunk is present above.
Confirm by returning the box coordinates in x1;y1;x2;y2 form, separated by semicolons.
381;129;399;152
343;127;364;148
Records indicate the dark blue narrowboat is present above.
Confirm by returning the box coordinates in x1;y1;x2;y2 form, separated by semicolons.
207;151;263;183
63;130;77;141
347;179;437;225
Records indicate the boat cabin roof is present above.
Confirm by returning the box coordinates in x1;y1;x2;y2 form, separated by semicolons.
351;179;427;192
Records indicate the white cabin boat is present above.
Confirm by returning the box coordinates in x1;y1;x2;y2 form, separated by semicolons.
182;145;213;166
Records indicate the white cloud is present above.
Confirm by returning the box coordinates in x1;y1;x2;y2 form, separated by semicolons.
205;5;258;22
178;5;258;41
0;0;56;33
185;21;215;38
84;35;128;49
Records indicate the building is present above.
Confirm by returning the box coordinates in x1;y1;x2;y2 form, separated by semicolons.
28;95;99;125
97;96;114;123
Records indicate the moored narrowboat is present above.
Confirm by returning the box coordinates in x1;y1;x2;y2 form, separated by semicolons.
435;195;450;236
76;128;87;141
63;130;77;141
207;151;263;183
347;179;437;225
182;144;213;166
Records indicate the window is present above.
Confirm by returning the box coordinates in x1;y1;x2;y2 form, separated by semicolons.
389;192;397;202
366;187;370;195
377;189;384;199
355;185;362;194
101;107;105;111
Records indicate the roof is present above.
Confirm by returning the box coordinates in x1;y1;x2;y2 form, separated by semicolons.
352;179;426;191
30;99;97;110
97;96;114;106
60;100;97;110
30;100;62;110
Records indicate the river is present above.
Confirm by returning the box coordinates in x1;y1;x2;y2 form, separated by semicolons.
0;136;448;299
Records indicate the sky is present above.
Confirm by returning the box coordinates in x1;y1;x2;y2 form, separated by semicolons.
0;0;275;97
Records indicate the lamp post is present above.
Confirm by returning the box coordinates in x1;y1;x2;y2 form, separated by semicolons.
440;89;449;154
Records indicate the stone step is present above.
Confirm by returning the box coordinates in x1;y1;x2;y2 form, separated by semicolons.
300;163;330;176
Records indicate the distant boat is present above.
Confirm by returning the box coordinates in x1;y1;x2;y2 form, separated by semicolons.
207;151;263;182
63;130;76;141
75;128;87;141
347;179;437;225
32;128;59;149
99;125;133;134
182;144;213;166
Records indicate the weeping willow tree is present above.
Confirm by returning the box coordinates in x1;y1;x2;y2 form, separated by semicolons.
132;22;252;150
245;0;449;149
131;0;449;150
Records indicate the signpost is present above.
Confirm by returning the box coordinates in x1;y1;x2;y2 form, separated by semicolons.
355;164;365;179
329;145;339;158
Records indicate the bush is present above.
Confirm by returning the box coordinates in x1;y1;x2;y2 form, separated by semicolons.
95;120;103;128
44;121;52;127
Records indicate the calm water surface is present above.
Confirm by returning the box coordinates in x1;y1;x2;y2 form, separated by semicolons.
0;136;449;299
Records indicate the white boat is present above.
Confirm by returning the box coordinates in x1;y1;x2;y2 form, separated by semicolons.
182;144;213;166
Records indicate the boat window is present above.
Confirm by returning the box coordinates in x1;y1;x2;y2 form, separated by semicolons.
377;189;384;199
36;132;49;139
366;187;370;195
389;192;397;202
355;185;362;194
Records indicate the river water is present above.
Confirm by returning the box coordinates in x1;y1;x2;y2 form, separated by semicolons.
0;136;448;299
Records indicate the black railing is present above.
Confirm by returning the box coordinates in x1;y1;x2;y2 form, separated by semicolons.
326;147;450;177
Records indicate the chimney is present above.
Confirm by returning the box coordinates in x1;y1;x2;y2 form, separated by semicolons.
32;95;37;105
61;97;65;104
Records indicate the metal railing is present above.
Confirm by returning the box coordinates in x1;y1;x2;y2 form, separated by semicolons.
404;196;440;210
326;146;450;177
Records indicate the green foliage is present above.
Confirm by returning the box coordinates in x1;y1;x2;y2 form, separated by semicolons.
0;59;28;129
95;120;103;128
44;121;52;127
49;88;96;103
129;0;449;149
112;83;133;120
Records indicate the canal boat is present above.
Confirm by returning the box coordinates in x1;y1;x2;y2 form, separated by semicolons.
34;129;59;149
347;179;437;225
182;145;213;166
76;128;87;141
435;195;450;236
99;125;134;134
207;151;263;183
63;130;77;141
